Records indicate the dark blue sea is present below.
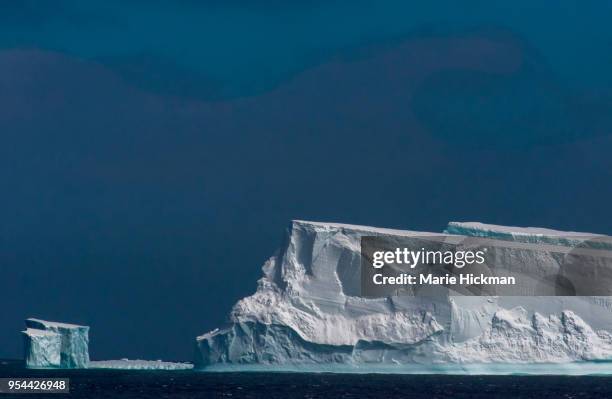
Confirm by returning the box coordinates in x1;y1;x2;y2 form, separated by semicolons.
2;361;612;399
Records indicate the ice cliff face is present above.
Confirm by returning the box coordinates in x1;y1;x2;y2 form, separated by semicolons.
196;220;612;370
23;328;61;368
23;318;89;368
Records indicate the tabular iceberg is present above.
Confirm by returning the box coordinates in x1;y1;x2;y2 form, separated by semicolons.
89;360;193;370
22;318;193;370
195;220;612;371
23;318;89;369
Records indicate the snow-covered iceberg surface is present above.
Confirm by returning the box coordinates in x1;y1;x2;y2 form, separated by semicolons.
23;318;89;369
445;221;612;250
195;220;612;371
89;359;193;370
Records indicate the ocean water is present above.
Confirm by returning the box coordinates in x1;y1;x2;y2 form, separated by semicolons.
3;361;612;399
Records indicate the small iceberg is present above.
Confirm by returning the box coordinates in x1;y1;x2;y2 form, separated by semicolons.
89;359;193;370
23;318;89;369
23;318;191;370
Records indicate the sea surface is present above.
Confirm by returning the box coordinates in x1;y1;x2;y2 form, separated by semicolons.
3;360;612;399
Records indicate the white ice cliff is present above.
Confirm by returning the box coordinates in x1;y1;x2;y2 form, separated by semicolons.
195;220;612;370
23;328;61;368
23;318;89;368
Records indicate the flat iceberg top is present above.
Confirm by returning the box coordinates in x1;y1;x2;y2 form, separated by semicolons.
446;221;612;250
292;219;438;237
89;359;193;370
26;318;87;329
22;328;59;337
447;221;602;237
296;219;612;239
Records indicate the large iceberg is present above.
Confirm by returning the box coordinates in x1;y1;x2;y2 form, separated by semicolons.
195;220;612;371
23;318;89;369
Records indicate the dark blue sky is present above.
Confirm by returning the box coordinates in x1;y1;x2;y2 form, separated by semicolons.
1;1;611;361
